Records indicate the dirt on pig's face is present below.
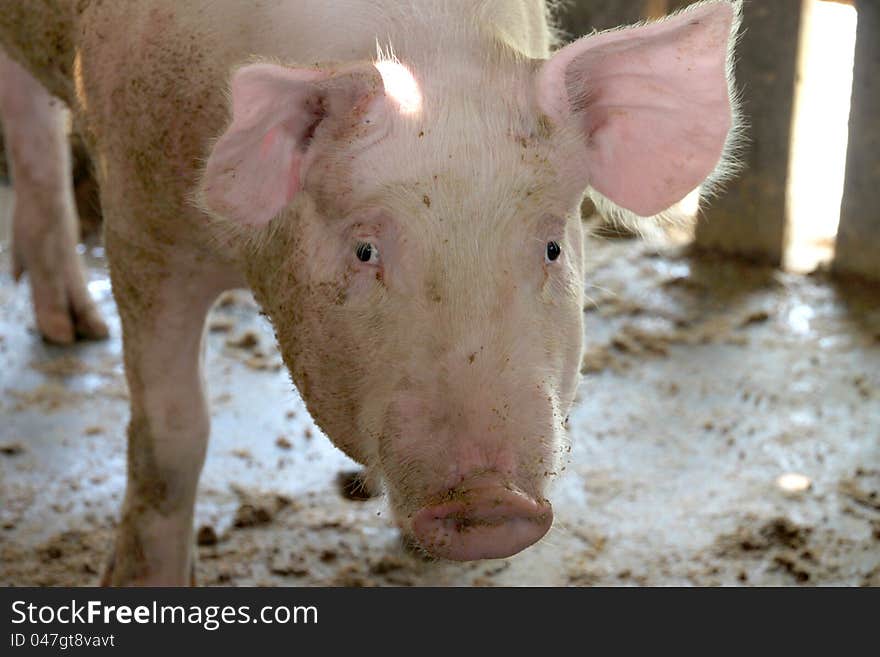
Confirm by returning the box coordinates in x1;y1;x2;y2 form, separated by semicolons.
241;86;586;547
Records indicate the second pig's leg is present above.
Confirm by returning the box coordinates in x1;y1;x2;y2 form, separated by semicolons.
0;49;108;343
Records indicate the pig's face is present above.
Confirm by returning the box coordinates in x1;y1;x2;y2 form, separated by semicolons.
200;1;739;560
244;78;588;559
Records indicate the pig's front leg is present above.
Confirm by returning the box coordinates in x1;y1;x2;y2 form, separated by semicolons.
102;237;231;585
0;50;108;343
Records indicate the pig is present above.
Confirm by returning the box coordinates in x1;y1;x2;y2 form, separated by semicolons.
0;0;741;584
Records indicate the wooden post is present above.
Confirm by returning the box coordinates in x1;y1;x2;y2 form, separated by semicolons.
555;0;647;38
693;1;806;265
643;0;671;19
834;0;880;280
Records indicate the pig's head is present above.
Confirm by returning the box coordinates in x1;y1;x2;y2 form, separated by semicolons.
198;0;740;560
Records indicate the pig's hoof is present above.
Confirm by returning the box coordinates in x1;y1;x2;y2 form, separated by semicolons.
14;258;110;344
36;297;109;345
12;207;110;344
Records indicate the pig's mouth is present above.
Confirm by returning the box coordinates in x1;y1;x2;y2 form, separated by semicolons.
407;474;553;561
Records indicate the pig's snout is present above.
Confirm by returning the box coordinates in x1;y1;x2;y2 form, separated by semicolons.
411;474;552;561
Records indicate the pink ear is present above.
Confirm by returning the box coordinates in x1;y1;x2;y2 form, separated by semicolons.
201;63;382;226
538;1;737;217
199;64;328;226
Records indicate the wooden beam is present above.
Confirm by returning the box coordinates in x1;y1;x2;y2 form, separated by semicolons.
643;0;670;19
693;1;806;265
555;0;646;37
833;0;880;280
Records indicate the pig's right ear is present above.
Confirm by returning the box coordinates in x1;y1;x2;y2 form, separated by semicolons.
199;63;378;226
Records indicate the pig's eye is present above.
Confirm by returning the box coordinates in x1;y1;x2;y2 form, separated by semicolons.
355;242;380;264
545;241;562;263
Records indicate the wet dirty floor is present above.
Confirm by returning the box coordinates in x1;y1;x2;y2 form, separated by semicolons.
1;186;879;586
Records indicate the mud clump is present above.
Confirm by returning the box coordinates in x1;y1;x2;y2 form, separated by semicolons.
8;383;82;412
222;328;282;371
232;490;296;529
268;550;309;577
716;516;818;584
839;469;880;511
580;346;621;374
234;504;272;528
329;564;373;587
739;309;771;327
772;552;814;583
32;355;90;377
196;525;219;546
39;532;100;567
230;448;253;462
0;442;26;456
610;326;670;357
369;555;406;576
243;355;283;372
3;528;110;586
226;331;260;350
740;517;811;552
208;317;236;333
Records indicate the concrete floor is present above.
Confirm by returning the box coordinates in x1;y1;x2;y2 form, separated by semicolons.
1;184;879;586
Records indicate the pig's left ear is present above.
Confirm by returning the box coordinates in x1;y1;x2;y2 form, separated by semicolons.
199;63;381;226
537;1;739;217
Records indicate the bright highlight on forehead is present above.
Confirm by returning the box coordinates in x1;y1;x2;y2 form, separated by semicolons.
375;60;422;115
